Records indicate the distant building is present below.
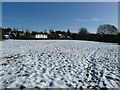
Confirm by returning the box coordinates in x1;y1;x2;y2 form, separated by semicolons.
58;33;71;39
58;34;66;39
10;31;25;38
35;34;48;39
4;34;9;39
3;31;10;39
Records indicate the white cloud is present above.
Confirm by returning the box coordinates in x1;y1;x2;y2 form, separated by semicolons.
74;18;100;22
91;18;100;21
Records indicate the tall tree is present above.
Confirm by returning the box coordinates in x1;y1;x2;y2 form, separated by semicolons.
97;24;118;35
67;29;71;36
44;29;47;34
78;27;88;35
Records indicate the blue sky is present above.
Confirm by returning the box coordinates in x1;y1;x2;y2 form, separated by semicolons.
2;2;118;33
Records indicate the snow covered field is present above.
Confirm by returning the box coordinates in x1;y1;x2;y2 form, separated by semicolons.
0;40;119;89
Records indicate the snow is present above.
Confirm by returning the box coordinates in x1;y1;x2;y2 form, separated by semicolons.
0;40;119;89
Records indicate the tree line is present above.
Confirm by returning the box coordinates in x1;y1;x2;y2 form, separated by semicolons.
0;24;119;44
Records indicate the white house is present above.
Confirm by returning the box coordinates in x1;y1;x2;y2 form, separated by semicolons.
35;34;48;39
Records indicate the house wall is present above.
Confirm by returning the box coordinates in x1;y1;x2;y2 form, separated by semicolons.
35;34;48;39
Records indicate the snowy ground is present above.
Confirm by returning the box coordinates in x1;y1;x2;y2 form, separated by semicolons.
0;40;119;89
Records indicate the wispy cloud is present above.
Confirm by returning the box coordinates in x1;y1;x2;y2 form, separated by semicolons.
74;18;100;22
90;18;100;21
74;19;88;22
